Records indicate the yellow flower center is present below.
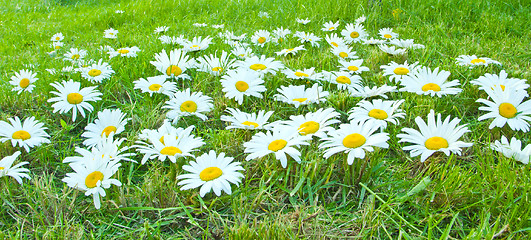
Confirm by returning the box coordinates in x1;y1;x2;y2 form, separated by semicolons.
118;49;130;54
393;67;409;75
350;31;360;38
148;84;162;91
88;69;102;77
268;139;287;152
12;130;31;140
424;137;449;150
258;37;266;44
199;167;223;181
67;93;84;104
331;42;339;47
499;102;517;118
166;65;182;76
347;66;359;72
336;76;351;84
85;171;104;188
491;85;506;91
242;121;259;128
160;146;182;155
71;54;80;60
250;64;267;71
55;37;60;40
368;109;388;120
328;27;335;31
0;167;4;170
292;98;308;103
191;45;199;48
298;121;320;135
278;38;284;43
180;100;197;112
235;81;249;92
384;34;392;39
471;58;486;64
101;126;117;137
421;83;441;92
339;52;348;58
19;78;30;88
342;133;366;148
212;67;223;72
294;72;309;77
55;45;61;49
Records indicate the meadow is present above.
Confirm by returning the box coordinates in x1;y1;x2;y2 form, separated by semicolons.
0;0;530;239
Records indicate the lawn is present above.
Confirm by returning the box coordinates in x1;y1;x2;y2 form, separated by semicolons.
0;0;530;239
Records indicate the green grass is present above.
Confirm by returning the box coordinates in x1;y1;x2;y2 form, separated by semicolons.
1;0;531;238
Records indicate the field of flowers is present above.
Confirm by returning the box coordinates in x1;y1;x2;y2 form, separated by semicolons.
1;0;530;238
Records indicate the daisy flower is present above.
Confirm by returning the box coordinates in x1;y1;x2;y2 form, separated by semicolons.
470;70;529;93
48;80;102;121
0;151;30;184
379;28;398;40
193;23;208;27
51;32;64;42
150;49;195;80
115;10;124;13
341;23;368;43
159;35;185;45
62;155;121;209
455;55;502;68
63;48;87;63
212;24;224;29
163;88;213;123
251;30;272;47
178;150;244;197
220;108;275;130
397;110;473;162
281;67;321;81
355;15;366;24
182;36;213;52
362;37;386;45
220;31;246;41
196;51;236;76
282;108;341;138
272;27;291;43
338;59;370;75
64;134;135;164
275;45;306;56
322;20;340;31
103;28;118;39
325;33;346;48
51;41;64;50
331;45;358;59
399;67;462;97
134;131;204;164
274;83;329;108
491;136;531;164
294;31;321;47
220;69;266;104
234;55;284;76
348;84;397;99
0;116;50;153
81;59;115;83
389;39;425;49
258;11;270;19
137;121;196;144
154;26;169;34
296;18;311;24
231;45;254;59
133;75;177;97
244;126;311;168
321;71;362;90
477;86;531;132
319;121;390;165
108;46;141;58
9;69;38;94
380;61;420;83
348;99;406;129
81;109;130;147
379;45;407;55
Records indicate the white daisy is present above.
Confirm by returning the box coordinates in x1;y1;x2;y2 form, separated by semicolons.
234;55;285;76
163;88;213;124
150;49;195;80
275;45;306;56
380;61;420;83
258;11;270;19
251;30;272;47
193;23;208;27
154;26;169;34
182;36;213;52
231;45;254;59
362;37;386;45
212;24;224;29
321;71;363;90
341;23;368;43
0;116;50;153
491;136;531;164
274;83;329;108
293;31;321;47
51;41;64;50
220;69;266;104
196;51;236;76
137;121;196;144
397;110;473;162
355;16;366;24
272;27;291;44
477;86;531;132
81;109;130;147
325;33;346;48
158;35;185;45
108;46;141;58
134;131;204;164
64;134;135;165
282;108;341;138
104;28;118;39
281;67;321;81
399;66;462;97
470;70;529;93
63;48;87;63
322;20;340;31
9;69;38;94
389;39;425;49
379;28;398;40
0;151;30;184
133;75;177;97
220;108;275;130
338;59;370;75
244;126;311;168
348;99;406;129
296;18;311;25
51;32;64;42
331;45;358;59
348;84;397;99
319;121;390;165
48;80;102;121
455;55;502;68
220;31;247;41
379;45;407;55
81;59;115;83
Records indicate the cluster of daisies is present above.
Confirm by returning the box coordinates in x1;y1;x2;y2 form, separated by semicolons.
2;14;529;210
